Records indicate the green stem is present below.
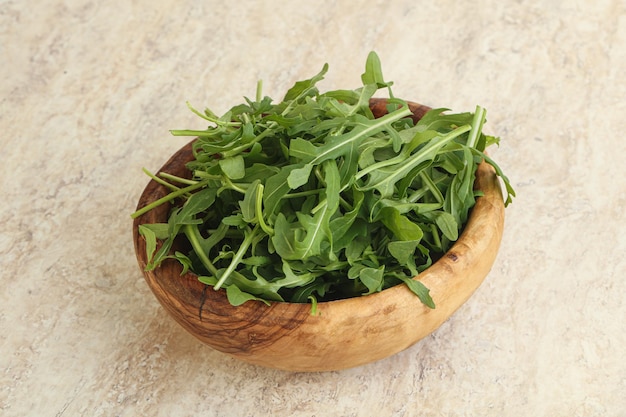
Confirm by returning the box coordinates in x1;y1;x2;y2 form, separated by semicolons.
183;224;218;276
282;189;322;199
256;80;263;102
193;171;224;181
311;199;328;215
142;168;180;192
431;224;442;250
407;174;447;203
214;225;260;290
130;180;209;219
222;121;279;157
418;171;444;204
255;184;274;235
159;172;198;186
221;176;248;194
179;101;241;127
354;150;408;180
339;196;352;211
467;105;486;149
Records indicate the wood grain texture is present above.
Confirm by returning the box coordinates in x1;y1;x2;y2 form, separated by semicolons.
132;99;505;371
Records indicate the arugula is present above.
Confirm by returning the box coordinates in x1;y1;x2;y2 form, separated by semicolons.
132;51;515;309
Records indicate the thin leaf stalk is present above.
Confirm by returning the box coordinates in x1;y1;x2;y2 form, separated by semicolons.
183;224;219;276
214;225;261;290
131;179;210;219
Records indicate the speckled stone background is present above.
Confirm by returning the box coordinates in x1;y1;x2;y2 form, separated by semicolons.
1;1;625;416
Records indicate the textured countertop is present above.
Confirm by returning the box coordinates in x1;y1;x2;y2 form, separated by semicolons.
2;1;625;416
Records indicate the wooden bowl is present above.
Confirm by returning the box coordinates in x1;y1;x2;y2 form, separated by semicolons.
132;99;505;372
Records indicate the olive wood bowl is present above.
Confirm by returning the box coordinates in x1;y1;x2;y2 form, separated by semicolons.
132;99;505;372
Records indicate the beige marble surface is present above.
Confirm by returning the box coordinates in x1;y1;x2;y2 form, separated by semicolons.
1;0;625;416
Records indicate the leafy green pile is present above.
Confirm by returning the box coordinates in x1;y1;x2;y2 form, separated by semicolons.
132;52;514;309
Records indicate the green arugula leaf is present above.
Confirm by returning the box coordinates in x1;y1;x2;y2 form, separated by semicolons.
263;164;302;216
167;252;193;275
330;189;364;244
388;240;420;265
361;51;392;88
240;180;260;223
434;211;459;241
226;284;271;306
401;277;435;309
286;164;313;189
294;208;330;259
271;213;298;260
219;155;245;179
139;223;169;240
379;207;424;242
138;224;158;264
283;63;329;102
176;187;217;220
359;266;385;294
